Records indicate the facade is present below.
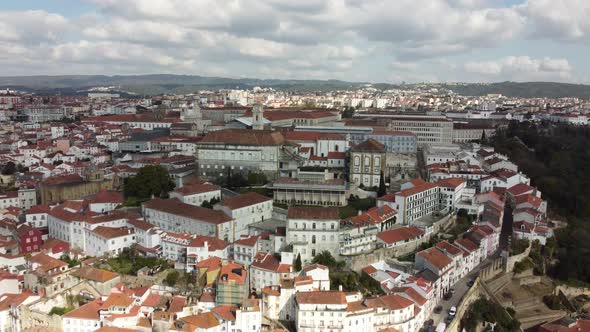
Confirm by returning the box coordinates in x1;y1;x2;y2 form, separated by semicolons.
214;192;273;240
349;139;386;188
142;198;233;242
286;207;340;263
250;252;293;293
84;226;136;257
452;122;496;143
169;182;222;206
40;173;114;205
216;262;248;305
270;178;348;206
196;129;285;179
16;225;43;254
377;115;454;145
349;130;417;153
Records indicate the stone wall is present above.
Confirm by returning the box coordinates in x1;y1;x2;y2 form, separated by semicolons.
505;242;532;273
446;277;483;332
346;213;456;272
18;306;63;331
555;284;590;298
479;256;504;281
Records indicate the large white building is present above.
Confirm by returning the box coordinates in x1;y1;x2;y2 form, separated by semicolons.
84;226;136;257
214;192;273;240
196;129;285;179
382;178;468;225
286;207;340;263
142;198;234;242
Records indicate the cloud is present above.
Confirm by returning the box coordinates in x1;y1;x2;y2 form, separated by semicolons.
464;56;573;81
0;0;587;82
0;10;68;44
521;0;590;42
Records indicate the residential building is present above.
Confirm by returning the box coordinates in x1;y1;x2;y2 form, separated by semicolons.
216;261;248;305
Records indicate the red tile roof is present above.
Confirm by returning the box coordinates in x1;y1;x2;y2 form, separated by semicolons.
377;227;424;244
417;247;453;271
173;183;220;196
200;129;285;146
91;226;134;239
64;299;103;320
296;291;346;305
287;207;340;220
217;192;271;210
435;178;465;188
143;198;231;224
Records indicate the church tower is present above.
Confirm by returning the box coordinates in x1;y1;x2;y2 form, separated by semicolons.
183;102;204;133
252;104;264;130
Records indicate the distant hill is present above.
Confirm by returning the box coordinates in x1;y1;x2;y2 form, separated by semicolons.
0;75;588;98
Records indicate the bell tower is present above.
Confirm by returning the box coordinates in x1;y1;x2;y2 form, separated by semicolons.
252;104;264;130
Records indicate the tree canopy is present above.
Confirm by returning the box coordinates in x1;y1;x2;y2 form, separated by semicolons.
124;165;175;201
493;121;590;284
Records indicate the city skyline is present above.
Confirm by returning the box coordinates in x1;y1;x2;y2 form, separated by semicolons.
1;0;589;84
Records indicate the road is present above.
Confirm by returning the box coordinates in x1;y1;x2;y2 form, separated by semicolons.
430;253;500;328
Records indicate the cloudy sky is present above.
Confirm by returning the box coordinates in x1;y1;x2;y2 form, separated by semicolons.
1;0;589;83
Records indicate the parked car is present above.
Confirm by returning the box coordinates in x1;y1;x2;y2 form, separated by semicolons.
449;306;457;316
450;287;456;294
467;280;475;287
445;315;454;324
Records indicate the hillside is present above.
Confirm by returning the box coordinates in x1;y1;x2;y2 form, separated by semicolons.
0;75;589;98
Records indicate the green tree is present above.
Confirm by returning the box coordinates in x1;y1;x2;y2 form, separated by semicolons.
201;197;221;209
60;255;81;268
1;162;16;175
165;270;180;286
377;172;386;197
342;106;355;118
480;130;487;144
543;295;563;310
312;251;345;270
294;254;302;272
124;165;175;201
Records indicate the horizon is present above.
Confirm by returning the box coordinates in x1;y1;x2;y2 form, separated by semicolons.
0;1;589;84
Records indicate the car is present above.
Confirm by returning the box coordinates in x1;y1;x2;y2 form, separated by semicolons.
467;280;475;287
433;305;443;314
450;287;456;294
449;306;457;316
445;315;454;324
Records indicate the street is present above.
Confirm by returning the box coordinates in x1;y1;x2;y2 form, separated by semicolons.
430;255;498;328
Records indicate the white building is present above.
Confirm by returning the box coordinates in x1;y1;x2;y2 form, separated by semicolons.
250;252;294;293
169;181;221;206
286;207;341;264
214;192;273;240
84;226;136;257
142;198;234;242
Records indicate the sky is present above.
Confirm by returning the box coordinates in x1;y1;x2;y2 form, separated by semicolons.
1;0;589;83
